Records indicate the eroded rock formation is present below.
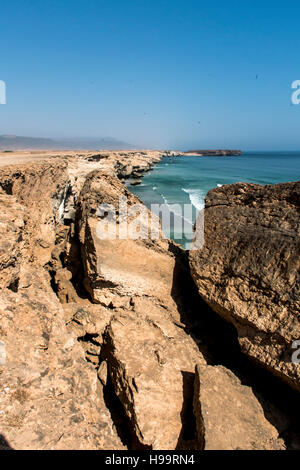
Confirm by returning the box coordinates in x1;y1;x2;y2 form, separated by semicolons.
0;152;298;450
193;364;284;450
190;182;300;391
75;169;206;449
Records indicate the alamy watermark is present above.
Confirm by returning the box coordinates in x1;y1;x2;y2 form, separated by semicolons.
0;341;6;365
0;80;6;104
292;340;300;364
95;196;204;250
291;80;300;104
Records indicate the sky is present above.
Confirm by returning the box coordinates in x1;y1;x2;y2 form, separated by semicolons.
1;0;300;150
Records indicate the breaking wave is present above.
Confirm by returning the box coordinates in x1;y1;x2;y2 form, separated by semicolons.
182;188;206;211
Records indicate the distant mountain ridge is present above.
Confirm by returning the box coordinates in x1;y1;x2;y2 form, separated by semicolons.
0;135;135;150
0;135;57;150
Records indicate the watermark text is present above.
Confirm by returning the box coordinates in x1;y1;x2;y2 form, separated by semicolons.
0;80;6;104
291;80;300;104
95;196;204;250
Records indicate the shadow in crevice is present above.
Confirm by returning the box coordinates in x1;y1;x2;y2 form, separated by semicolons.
176;371;200;450
169;244;241;368
0;434;13;450
7;277;19;293
102;367;152;450
169;245;300;450
0;180;13;195
47;220;93;304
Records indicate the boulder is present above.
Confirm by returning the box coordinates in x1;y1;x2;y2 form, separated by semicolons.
101;299;205;450
193;364;284;450
77;171;183;313
189;182;300;391
130;179;142;186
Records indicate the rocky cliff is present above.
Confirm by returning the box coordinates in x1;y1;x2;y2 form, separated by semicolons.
190;182;300;391
0;152;299;450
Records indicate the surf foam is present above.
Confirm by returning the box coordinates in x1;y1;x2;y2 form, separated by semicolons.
182;188;206;211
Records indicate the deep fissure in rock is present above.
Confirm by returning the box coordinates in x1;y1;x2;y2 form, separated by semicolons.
102;371;152;450
175;371;199;450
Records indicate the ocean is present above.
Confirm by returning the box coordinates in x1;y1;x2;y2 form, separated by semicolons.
128;152;300;249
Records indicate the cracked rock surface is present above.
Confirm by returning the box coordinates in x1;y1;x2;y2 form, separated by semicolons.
0;152;298;449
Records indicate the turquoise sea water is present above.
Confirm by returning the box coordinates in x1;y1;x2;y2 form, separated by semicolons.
129;152;300;249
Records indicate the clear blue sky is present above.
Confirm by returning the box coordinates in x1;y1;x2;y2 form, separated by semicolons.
1;0;300;150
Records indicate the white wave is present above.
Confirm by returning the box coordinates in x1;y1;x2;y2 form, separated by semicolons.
182;188;206;211
150;193;193;226
217;183;223;187
155;202;193;227
152;186;157;190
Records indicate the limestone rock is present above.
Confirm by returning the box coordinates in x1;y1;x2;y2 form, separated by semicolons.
0;270;123;449
76;170;207;449
193;364;284;450
0;163;125;450
0;150;297;451
77;171;182;313
0;161;70;265
189;182;300;390
0;191;24;290
102;300;205;450
130;179;142;186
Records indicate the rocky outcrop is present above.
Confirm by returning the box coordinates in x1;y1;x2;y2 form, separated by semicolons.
189;182;300;391
0;270;123;450
0;152;207;450
0;152;298;450
76;171;178;307
0;190;24;291
111;151;162;179
130;179;142;186
0;160;126;449
0;161;70;265
184;150;242;156
101;305;204;450
75;169;208;449
193;364;284;450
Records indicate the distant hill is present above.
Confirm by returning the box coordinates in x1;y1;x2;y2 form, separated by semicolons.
0;135;135;150
0;135;58;150
57;137;135;150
